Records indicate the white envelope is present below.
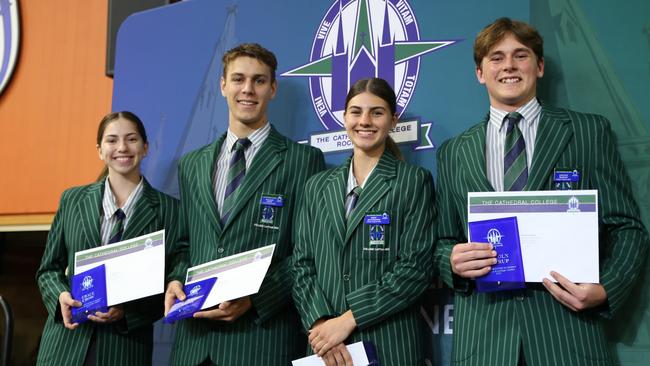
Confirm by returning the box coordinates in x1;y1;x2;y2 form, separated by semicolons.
185;244;276;309
74;230;165;306
468;190;599;283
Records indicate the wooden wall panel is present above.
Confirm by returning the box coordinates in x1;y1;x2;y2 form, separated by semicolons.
0;1;112;220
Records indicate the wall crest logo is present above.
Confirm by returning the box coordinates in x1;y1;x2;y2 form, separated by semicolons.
282;0;456;153
0;0;20;95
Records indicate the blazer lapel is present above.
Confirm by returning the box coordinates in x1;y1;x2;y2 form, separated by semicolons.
197;135;226;236
527;106;573;190
324;158;349;246
344;152;396;244
122;179;159;239
77;182;103;250
460;119;494;192
222;126;284;232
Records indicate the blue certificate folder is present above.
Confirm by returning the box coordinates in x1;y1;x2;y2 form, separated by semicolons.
71;264;108;324
164;277;217;323
468;217;525;292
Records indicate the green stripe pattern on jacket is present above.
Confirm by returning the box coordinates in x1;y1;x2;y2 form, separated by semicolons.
168;125;326;366
36;179;179;366
433;106;649;366
293;150;436;365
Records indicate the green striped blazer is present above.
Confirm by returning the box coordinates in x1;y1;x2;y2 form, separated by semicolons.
293;150;436;365
434;105;649;366
167;125;325;366
36;179;179;366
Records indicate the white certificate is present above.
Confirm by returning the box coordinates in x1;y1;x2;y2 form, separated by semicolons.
185;244;276;309
74;230;165;306
468;190;599;283
292;341;376;366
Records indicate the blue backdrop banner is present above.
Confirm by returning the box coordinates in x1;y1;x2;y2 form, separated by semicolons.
112;1;650;365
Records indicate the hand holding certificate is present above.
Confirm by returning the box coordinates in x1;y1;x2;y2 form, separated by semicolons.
468;217;525;292
468;190;599;284
70;264;109;324
292;341;379;366
164;244;276;323
71;230;165;312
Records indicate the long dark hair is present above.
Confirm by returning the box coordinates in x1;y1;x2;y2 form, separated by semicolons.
96;111;148;181
343;78;403;160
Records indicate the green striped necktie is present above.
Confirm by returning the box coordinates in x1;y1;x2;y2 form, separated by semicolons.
221;138;252;224
344;186;362;221
108;209;126;244
503;112;527;191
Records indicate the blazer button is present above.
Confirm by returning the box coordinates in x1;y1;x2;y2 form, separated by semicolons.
515;295;524;301
343;274;350;281
217;247;225;254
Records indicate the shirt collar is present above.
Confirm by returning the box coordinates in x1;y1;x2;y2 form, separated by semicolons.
346;158;377;194
489;97;542;131
102;177;144;220
225;122;271;151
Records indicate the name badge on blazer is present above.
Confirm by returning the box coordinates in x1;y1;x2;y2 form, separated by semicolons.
553;169;580;190
364;212;390;250
254;194;284;230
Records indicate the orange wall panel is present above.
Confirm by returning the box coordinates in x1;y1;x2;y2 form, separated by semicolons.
0;1;113;216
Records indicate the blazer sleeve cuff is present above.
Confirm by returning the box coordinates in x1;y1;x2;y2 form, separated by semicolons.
42;279;70;319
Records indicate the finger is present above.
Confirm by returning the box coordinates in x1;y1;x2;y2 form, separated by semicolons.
62;298;81;307
543;278;578;311
451;252;496;275
167;281;186;301
550;271;580;294
322;351;335;366
454;242;493;253
317;340;332;357
193;308;227;320
93;310;111;318
454;256;497;272
108;307;124;321
465;266;494;279
309;338;320;352
455;248;497;262
164;292;179;315
172;288;186;302
219;301;231;310
331;348;345;366
452;259;495;279
313;338;325;356
64;321;79;330
341;346;354;365
62;297;82;307
308;331;318;343
88;314;110;323
61;311;79;330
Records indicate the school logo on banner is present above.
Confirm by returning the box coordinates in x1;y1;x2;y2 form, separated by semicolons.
282;0;456;153
0;0;20;95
